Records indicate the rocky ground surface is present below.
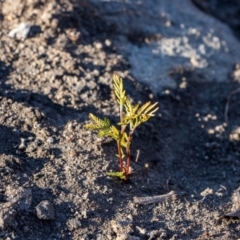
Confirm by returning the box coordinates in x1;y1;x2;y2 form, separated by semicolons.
1;0;240;239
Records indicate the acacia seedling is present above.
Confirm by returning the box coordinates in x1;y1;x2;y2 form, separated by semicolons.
84;73;158;180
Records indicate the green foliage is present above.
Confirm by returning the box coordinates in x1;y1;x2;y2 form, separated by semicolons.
122;100;159;129
113;73;127;106
85;73;158;180
85;114;111;137
108;171;126;180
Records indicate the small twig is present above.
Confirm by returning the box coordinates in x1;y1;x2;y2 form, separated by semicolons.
133;190;182;205
135;149;140;162
224;87;240;125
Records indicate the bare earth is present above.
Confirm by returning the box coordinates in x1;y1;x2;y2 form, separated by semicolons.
1;0;240;239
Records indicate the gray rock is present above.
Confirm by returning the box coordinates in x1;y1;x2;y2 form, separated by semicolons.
92;0;240;92
36;200;55;220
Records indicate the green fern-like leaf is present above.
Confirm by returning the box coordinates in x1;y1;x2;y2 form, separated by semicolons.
108;171;126;180
120;132;129;148
108;127;129;148
113;73;127;106
84;113;111;137
123;101;159;130
136;102;158;125
98;128;111;137
108;125;120;140
137;101;159;117
124;99;139;117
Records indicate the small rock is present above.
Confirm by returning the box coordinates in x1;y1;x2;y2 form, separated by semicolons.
233;69;240;81
51;18;59;29
207;129;215;134
18;138;27;150
36;200;55;220
136;226;146;235
200;187;213;197
230;127;240;141
94;42;102;50
230;133;239;141
67;122;74;131
8;23;32;41
47;137;55;144
105;39;111;46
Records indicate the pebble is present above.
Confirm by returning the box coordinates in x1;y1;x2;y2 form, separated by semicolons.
94;42;102;50
36;200;55;220
233;67;240;81
18;138;27;150
230;127;240;141
47;137;55;144
207;129;215;134
136;226;146;234
67;122;73;131
8;23;32;41
105;39;111;46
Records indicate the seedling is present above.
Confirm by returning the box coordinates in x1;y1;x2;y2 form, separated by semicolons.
84;73;158;180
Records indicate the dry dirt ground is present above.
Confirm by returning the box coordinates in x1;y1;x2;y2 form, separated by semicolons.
1;0;240;239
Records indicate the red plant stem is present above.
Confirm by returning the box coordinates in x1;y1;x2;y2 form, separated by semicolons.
119;124;127;172
125;150;130;177
125;131;133;177
117;140;123;172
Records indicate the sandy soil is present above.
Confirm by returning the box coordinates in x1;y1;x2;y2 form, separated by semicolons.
1;0;240;239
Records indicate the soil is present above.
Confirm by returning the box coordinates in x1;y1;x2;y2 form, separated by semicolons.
1;0;240;239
